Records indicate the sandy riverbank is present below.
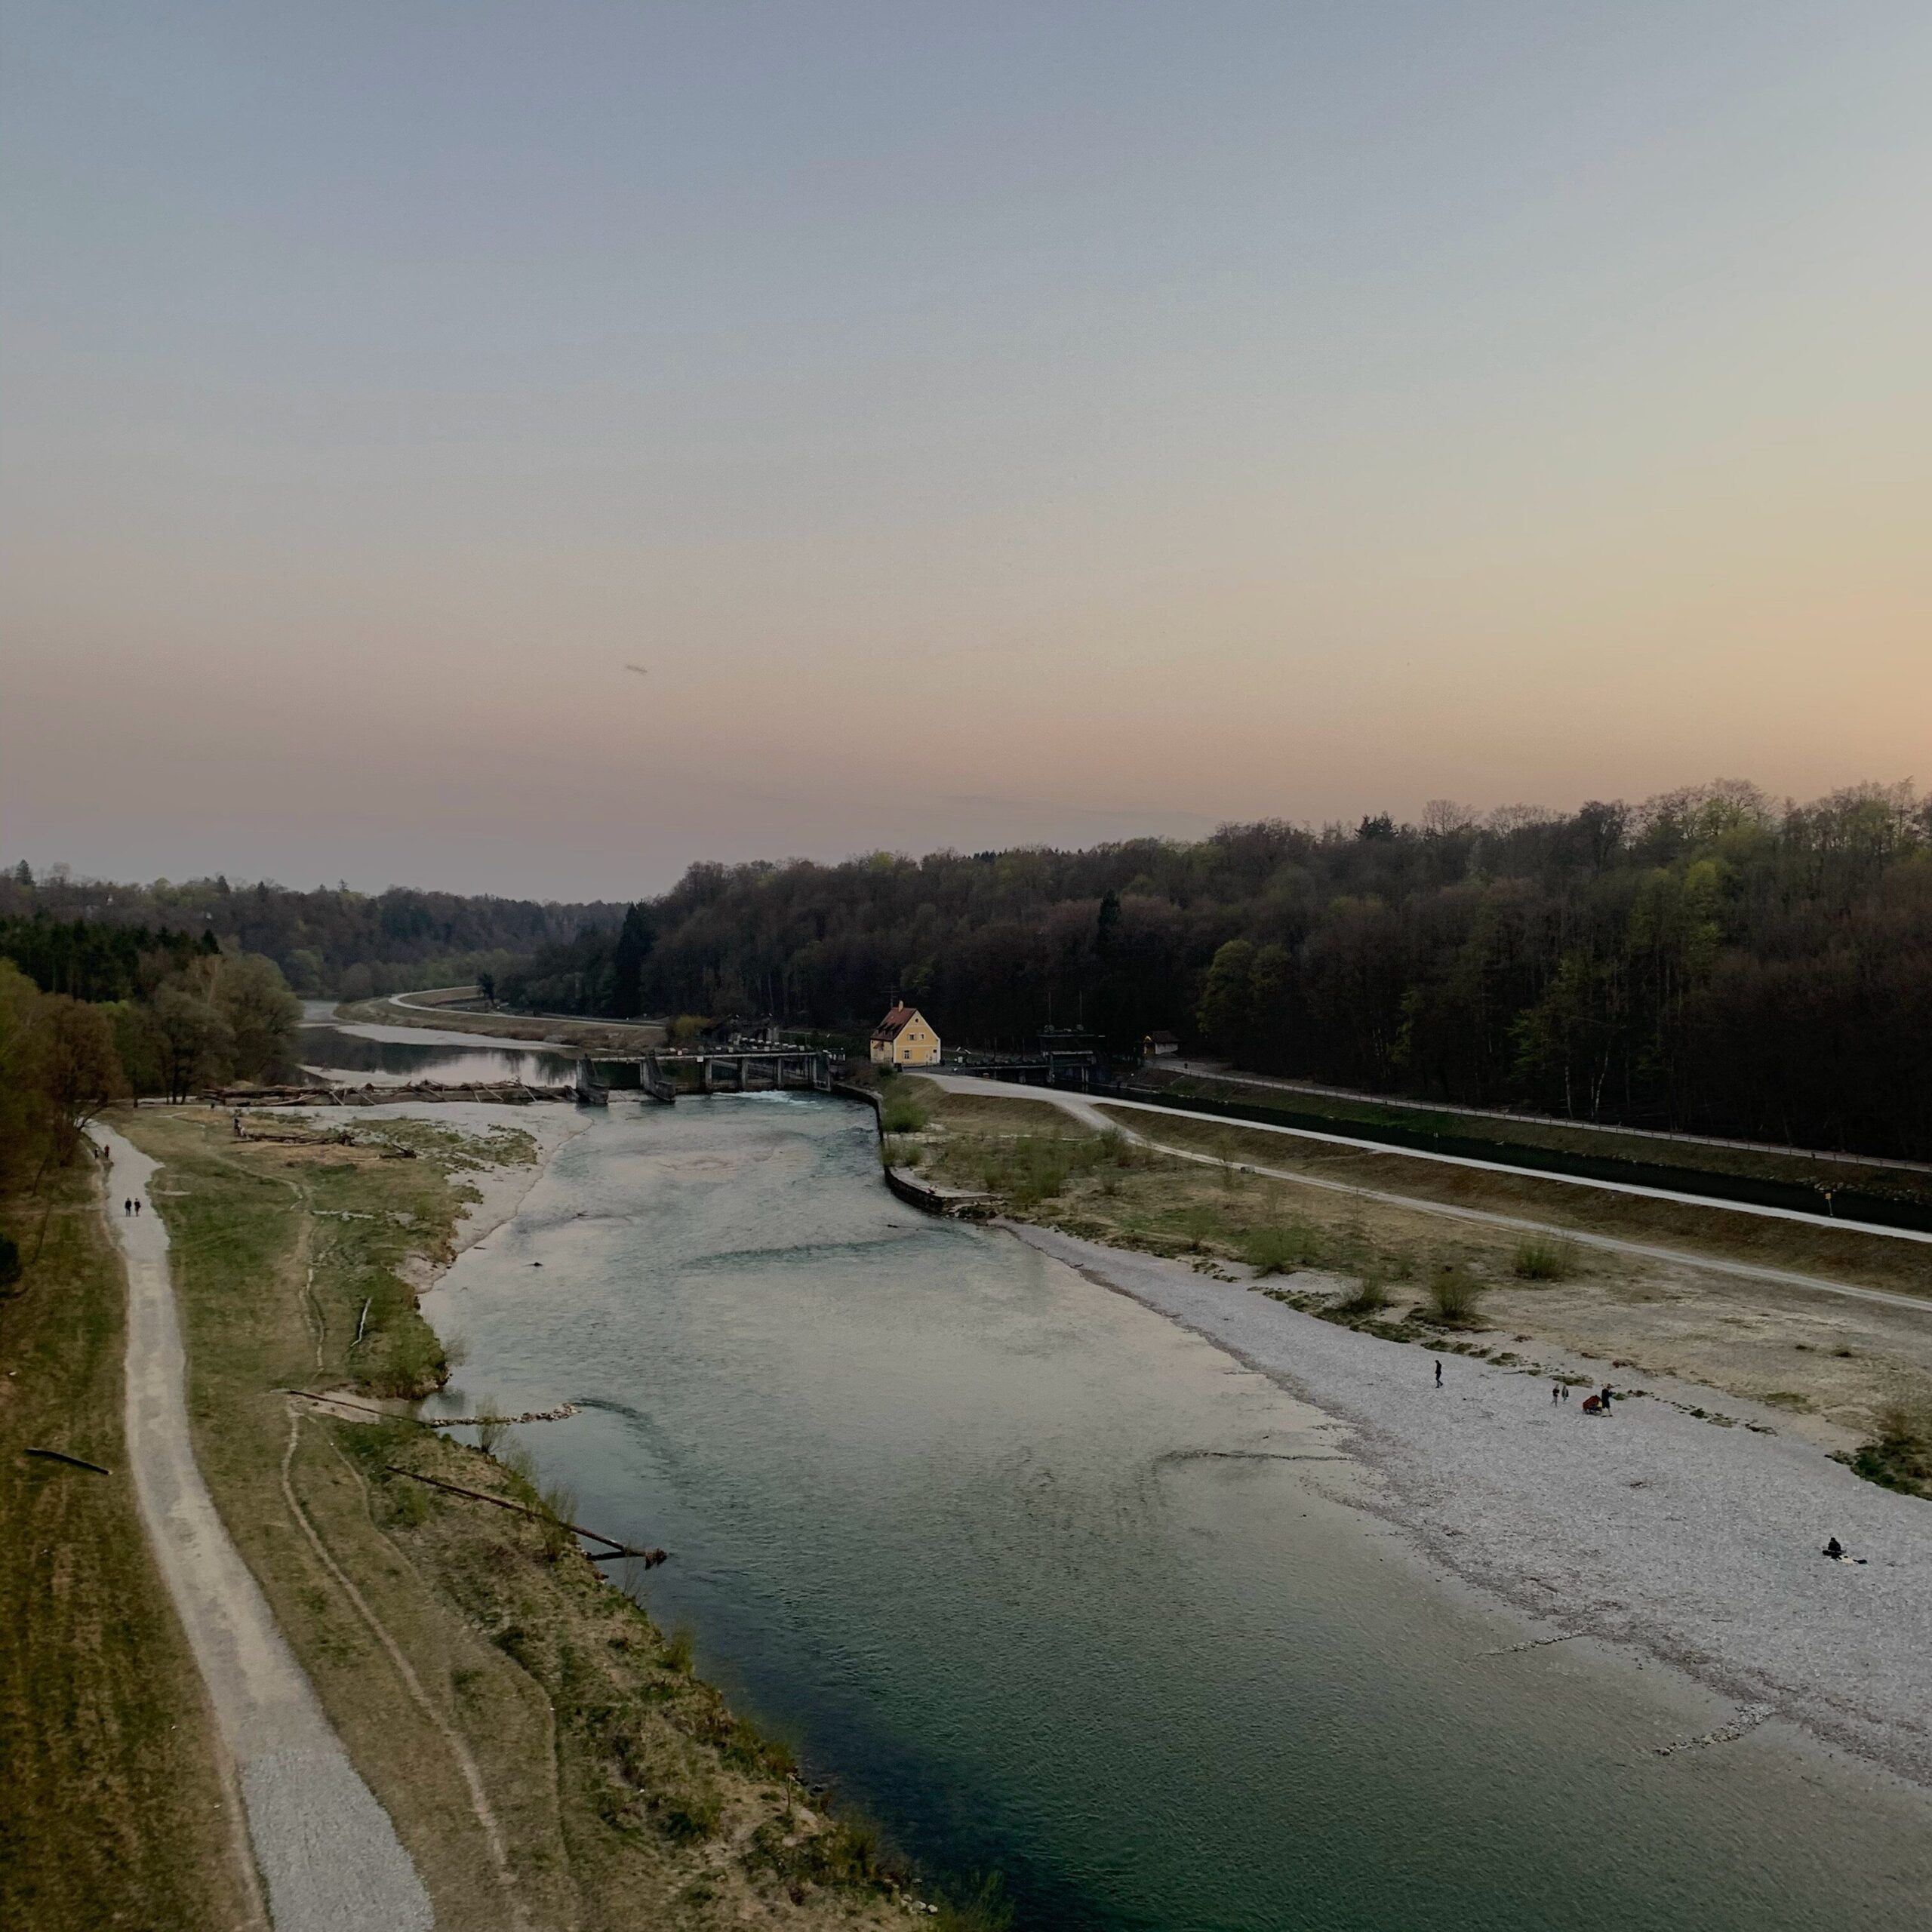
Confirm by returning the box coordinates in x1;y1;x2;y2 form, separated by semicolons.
1006;1221;1932;1792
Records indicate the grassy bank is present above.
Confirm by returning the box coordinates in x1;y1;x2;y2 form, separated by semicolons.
117;1106;915;1930
0;1163;251;1932
1096;1106;1932;1301
906;1081;1932;1455
1134;1066;1932;1211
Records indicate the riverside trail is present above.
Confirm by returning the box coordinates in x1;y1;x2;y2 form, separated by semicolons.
100;1126;433;1932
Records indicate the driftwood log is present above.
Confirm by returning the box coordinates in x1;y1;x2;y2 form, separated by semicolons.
383;1465;667;1566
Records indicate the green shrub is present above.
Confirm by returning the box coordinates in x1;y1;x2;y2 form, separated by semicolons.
1425;1266;1484;1326
537;1481;577;1561
1512;1236;1578;1281
389;1481;430;1528
1847;1403;1932;1499
1241;1224;1320;1276
1010;1137;1069;1205
1338;1272;1391;1316
1176;1204;1217;1251
655;1786;722;1842
880;1088;928;1134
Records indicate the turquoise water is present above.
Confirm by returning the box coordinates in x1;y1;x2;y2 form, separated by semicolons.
423;1096;1931;1930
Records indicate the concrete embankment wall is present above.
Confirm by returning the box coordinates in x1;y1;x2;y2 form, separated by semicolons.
830;1080;990;1219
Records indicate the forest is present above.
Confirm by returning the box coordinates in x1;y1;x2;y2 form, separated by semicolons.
8;778;1930;1158
0;864;622;1001
505;780;1932;1161
0;934;302;1232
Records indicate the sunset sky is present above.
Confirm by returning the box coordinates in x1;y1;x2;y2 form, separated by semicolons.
4;2;1929;898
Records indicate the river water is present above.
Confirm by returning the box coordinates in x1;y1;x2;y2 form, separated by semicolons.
298;1004;578;1088
383;1081;1930;1931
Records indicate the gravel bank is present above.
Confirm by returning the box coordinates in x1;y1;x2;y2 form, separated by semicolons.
1007;1222;1932;1791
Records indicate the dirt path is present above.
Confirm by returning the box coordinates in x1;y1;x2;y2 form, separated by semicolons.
100;1126;435;1932
926;1075;1932;1317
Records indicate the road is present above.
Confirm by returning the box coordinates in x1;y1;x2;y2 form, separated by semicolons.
100;1127;435;1932
927;1075;1932;1318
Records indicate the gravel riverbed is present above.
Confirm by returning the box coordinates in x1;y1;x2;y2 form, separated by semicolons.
1007;1223;1932;1792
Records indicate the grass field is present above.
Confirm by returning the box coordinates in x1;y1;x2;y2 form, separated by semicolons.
1097;1106;1932;1300
0;1162;253;1932
1135;1066;1932;1208
115;1106;918;1931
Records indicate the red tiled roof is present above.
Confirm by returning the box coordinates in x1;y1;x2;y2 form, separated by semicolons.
872;1004;923;1041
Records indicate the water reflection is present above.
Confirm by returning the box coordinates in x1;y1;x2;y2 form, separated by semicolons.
299;1021;578;1088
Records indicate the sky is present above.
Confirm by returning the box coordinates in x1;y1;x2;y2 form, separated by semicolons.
3;2;1929;899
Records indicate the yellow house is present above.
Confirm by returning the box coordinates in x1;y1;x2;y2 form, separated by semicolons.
869;1004;941;1067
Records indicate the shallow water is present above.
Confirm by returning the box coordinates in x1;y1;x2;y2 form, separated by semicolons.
423;1096;1931;1930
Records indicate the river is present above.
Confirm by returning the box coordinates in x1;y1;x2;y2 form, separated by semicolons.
297;1002;579;1088
368;1072;1926;1932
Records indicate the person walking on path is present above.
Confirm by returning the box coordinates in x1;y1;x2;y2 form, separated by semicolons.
1435;1359;1443;1388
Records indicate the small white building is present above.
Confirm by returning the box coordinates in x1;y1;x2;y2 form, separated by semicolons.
1144;1031;1181;1057
870;1004;941;1067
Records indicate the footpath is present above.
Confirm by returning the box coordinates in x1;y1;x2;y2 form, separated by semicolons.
100;1126;434;1932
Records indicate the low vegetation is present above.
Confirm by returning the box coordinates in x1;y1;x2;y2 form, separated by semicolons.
906;1081;1932;1442
1240;1223;1322;1276
1423;1266;1486;1327
1095;1106;1932;1303
1844;1402;1932;1502
1512;1236;1579;1281
1336;1272;1392;1318
0;1161;248;1930
878;1086;930;1136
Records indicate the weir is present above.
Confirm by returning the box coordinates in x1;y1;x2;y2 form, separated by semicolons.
636;1048;831;1104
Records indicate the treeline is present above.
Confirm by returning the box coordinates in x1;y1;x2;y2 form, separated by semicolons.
13;777;1930;1156
515;778;1932;1160
0;864;623;1000
0;932;303;1198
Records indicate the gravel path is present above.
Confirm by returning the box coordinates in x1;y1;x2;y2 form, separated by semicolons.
1007;1222;1932;1790
101;1127;435;1932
